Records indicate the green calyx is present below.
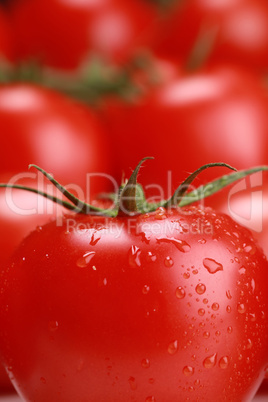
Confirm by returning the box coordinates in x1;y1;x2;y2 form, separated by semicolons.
0;158;268;218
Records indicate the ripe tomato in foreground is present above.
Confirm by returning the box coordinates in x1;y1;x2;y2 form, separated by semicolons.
212;173;268;258
0;172;65;392
1;161;268;401
0;363;13;392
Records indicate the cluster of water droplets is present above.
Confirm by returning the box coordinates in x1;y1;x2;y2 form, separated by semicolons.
65;207;268;400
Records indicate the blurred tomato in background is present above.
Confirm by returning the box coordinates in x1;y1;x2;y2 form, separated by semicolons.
0;4;12;63
152;0;268;74
99;63;268;198
9;0;158;70
0;83;114;196
0;173;66;267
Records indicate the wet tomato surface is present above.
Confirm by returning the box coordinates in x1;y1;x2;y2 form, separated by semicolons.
0;206;268;401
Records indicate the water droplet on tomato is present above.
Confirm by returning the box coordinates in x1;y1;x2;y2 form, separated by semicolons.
155;207;167;220
90;231;101;245
227;326;233;334
226;290;232;299
128;246;141;268
198;308;205;316
164;256;174;267
157;237;191;253
128;376;137;390
249;313;256;322
203;353;217;368
243;243;256;255
142;285;150;295
146;252;156;262
239;266;246;275
48;320;59;332
226;305;232;313
76;251;96;268
176;286;185;299
183;272;190;279
183;366;194;376
141;358;150;368
203;258;223;274
219;356;229;369
212;303;219;311
237;303;246;314
195;283;206;295
168;340;178;355
145;397;156;402
203;331;210;339
251;278;256;293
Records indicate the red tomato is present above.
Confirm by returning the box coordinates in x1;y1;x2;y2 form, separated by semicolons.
0;172;67;392
0;83;114;197
0;363;12;391
10;0;157;70
100;65;268;199
0;84;115;392
214;172;268;258
0;173;66;265
152;0;268;73
0;171;114;267
0;5;12;62
0;205;268;400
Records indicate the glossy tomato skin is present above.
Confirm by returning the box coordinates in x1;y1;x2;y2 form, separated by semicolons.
0;173;66;265
0;83;114;392
0;363;13;392
0;173;66;392
214;173;268;258
100;65;268;197
0;83;114;196
10;0;157;70
153;0;268;73
1;206;268;401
